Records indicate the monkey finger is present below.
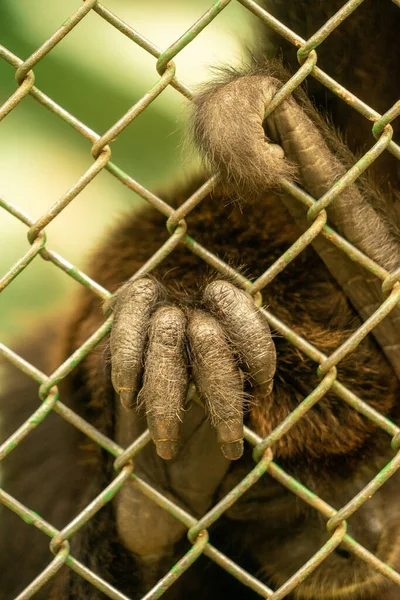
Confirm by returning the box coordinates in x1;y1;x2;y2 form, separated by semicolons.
110;278;159;409
188;310;245;460
203;280;276;394
139;306;188;460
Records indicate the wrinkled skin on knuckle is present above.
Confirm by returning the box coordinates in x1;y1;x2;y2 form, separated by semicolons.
188;309;226;352
203;280;237;312
112;278;159;323
150;305;187;350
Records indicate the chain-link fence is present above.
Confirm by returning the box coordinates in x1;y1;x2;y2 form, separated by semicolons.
1;0;400;598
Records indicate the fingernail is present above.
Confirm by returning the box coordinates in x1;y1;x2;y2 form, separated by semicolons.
255;379;274;395
217;420;244;445
221;440;244;460
119;389;136;408
155;440;179;460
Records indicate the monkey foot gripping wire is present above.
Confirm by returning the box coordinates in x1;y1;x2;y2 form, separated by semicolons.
0;0;400;598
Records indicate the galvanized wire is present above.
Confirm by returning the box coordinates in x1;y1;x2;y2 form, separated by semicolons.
0;0;400;598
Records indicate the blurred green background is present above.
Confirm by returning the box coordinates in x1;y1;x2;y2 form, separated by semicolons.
0;0;255;345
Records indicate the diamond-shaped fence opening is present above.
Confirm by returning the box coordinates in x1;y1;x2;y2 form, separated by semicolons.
0;1;400;598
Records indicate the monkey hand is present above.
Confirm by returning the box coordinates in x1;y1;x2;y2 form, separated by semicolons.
109;277;276;461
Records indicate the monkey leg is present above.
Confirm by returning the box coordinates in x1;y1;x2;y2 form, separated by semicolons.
110;277;276;461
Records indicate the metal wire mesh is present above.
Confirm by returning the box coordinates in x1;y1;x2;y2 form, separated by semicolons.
1;0;400;598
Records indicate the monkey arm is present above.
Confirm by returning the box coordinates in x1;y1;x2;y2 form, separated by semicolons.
192;65;400;379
